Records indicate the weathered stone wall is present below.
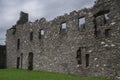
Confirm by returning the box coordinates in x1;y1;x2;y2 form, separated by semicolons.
0;45;6;68
6;0;120;78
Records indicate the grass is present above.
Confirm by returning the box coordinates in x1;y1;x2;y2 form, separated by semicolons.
0;69;111;80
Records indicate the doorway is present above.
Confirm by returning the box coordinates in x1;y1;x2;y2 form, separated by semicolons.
16;57;20;69
28;52;33;70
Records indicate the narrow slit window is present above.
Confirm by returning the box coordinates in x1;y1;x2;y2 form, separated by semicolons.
93;18;98;37
78;17;85;30
30;32;33;41
39;29;44;39
61;22;67;32
86;54;89;67
17;39;20;50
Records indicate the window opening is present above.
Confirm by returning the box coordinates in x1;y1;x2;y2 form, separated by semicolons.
78;17;85;30
17;39;20;50
30;32;33;41
39;29;44;39
61;22;67;32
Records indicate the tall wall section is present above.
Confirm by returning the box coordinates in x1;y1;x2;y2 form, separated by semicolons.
0;45;6;68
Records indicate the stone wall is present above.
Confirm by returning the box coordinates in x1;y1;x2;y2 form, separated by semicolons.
6;0;120;78
0;45;6;68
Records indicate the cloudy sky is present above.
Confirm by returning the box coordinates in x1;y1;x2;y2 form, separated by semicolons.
0;0;95;45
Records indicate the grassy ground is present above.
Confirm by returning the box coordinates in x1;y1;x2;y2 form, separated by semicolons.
0;69;111;80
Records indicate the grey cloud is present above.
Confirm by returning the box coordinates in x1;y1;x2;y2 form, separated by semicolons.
39;0;95;20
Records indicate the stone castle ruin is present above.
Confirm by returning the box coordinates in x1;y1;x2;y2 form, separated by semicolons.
6;0;120;78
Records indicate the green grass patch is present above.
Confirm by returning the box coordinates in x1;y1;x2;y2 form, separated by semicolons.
0;69;111;80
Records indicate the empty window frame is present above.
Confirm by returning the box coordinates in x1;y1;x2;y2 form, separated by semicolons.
94;11;110;37
60;22;67;32
39;29;44;39
30;32;33;41
78;17;85;30
94;10;110;26
17;39;20;50
85;54;89;67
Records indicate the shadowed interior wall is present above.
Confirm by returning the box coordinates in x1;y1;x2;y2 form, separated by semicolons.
0;45;6;68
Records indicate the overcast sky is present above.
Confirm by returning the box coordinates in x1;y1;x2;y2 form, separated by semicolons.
0;0;95;45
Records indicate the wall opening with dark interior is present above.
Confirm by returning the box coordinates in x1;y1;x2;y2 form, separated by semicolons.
28;52;33;70
16;57;20;69
93;18;98;37
78;17;85;31
17;39;20;50
85;54;89;67
104;29;111;37
30;32;33;41
39;29;44;39
94;10;110;37
60;22;67;32
76;47;82;65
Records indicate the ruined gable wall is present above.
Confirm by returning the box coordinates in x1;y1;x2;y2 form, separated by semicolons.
6;0;120;78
